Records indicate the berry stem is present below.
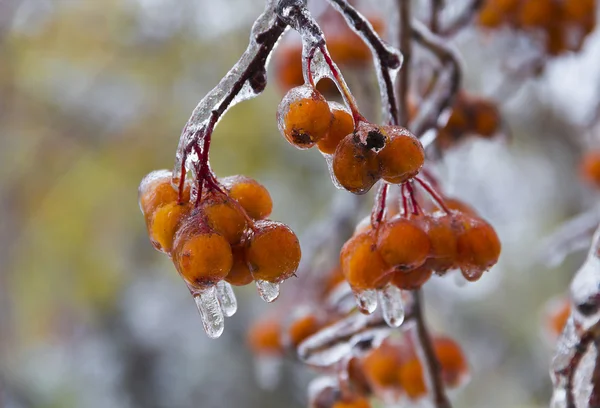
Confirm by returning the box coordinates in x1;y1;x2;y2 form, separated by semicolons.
401;183;409;216
414;176;450;214
371;182;389;229
405;181;421;216
325;0;402;125
408;290;453;408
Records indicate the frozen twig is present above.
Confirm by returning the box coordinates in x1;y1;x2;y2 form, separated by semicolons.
397;0;412;127
408;290;453;408
439;0;485;37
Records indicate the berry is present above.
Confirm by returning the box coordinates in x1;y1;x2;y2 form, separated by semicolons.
247;316;283;355
246;220;301;283
149;202;192;253
545;297;571;337
518;0;555;27
286;312;322;348
221;175;273;220
579;151;600;188
391;266;432;290
139;170;190;223
202;194;248;245
377;126;425;184
362;340;405;389
376;217;430;270
340;231;391;291
347;357;372;396
172;223;233;289
444;197;477;215
472;99;500;137
317;102;355;155
398;337;468;399
333;133;381;195
225;245;254;286
423;214;458;273
332;397;372;408
454;214;501;281
278;85;332;149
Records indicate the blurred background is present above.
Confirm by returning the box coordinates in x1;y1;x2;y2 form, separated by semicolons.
1;0;600;407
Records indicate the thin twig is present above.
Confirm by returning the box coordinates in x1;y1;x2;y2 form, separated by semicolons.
397;0;412;127
409;290;453;408
439;0;485;37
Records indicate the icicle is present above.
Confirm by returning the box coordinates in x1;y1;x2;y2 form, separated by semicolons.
256;280;280;303
216;281;238;317
354;289;378;314
193;286;225;339
323;153;343;189
378;284;405;328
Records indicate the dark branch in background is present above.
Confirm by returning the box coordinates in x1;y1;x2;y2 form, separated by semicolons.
430;0;444;34
439;0;485;37
326;0;402;125
409;290;453;408
397;0;412;127
410;20;462;139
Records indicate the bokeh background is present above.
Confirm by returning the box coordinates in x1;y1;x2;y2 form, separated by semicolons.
1;0;600;407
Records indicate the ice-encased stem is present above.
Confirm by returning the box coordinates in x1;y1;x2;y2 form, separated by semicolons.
216;281;238;317
194;286;225;339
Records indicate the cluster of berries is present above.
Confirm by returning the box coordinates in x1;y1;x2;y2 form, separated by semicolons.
138;170;301;292
275;14;384;92
309;336;468;407
341;197;501;294
277;85;425;195
436;92;501;150
478;0;596;56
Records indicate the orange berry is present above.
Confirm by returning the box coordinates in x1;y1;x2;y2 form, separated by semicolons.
580;151;600;188
149;202;192;253
333;397;372;408
274;43;303;91
518;0;554;27
317;102;355;155
347;357;372;396
278;85;332;149
563;0;595;23
377;126;425;184
287;312;322;348
546;297;571;337
246;221;301;283
423;214;458;273
376;217;430;270
478;6;503;28
398;336;468;399
362;341;405;389
172;226;233;289
221;175;273;220
247;316;283;355
444;197;478;216
472;99;500;137
391;266;432;290
340;231;391;291
454;215;501;281
139;170;190;223
333;133;381;195
225;245;254;286
202;194;247;245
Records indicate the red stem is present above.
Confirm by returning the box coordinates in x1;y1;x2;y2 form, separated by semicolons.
371;183;389;228
414;176;450;214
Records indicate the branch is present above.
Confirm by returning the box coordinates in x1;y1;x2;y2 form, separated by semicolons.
408;290;452;408
410;20;462;138
326;0;402;125
439;0;485;37
397;0;412;127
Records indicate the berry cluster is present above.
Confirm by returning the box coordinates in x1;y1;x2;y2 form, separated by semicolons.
436;92;502;150
277;85;425;195
478;0;596;56
310;336;468;407
139;170;300;295
341;195;501;295
579;150;600;189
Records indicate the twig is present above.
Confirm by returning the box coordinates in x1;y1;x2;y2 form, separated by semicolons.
430;0;444;34
326;0;402;125
397;0;412;127
408;290;453;408
439;0;485;37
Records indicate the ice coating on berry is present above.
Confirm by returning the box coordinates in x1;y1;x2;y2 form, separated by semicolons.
202;194;247;244
221;175;273;220
149;202;191;253
194;286;225;339
216;280;238;317
247;220;301;283
333;134;381;195
277;84;332;149
139;169;189;218
317;101;354;154
376;217;430;270
377;125;424;184
225;245;254;286
341;232;391;292
378;284;405;328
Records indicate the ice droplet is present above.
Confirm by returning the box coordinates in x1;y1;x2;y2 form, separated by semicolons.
216;281;237;317
354;289;378;314
256;280;280;303
378;284;405;328
193;286;224;339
